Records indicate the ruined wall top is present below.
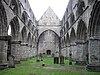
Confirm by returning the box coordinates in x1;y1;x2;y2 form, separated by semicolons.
38;7;61;25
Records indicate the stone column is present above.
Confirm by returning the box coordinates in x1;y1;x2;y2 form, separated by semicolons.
20;43;28;60
11;41;21;64
86;37;100;71
70;43;77;61
76;41;87;65
66;45;70;59
0;36;11;69
28;44;32;58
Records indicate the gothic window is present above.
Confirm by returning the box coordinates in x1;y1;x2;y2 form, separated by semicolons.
70;12;75;24
10;17;20;40
77;19;87;41
70;28;76;44
10;0;18;15
22;11;28;24
66;21;69;30
89;1;100;37
0;1;7;36
28;20;32;29
76;0;85;17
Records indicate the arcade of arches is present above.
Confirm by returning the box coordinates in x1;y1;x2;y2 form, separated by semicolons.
0;0;100;71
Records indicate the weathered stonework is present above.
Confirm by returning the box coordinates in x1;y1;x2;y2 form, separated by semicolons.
0;0;100;72
37;7;61;55
61;0;100;71
0;0;37;69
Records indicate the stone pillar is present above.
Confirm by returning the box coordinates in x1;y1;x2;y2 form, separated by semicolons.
0;36;11;69
20;43;28;60
11;41;21;64
28;44;32;58
66;45;70;59
70;43;77;61
0;40;7;63
86;37;100;72
76;41;87;65
32;46;35;56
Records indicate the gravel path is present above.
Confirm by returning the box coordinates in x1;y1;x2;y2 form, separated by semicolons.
16;65;85;71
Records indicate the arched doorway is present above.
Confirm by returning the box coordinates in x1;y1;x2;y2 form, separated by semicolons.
37;30;59;55
87;1;100;71
76;19;87;65
70;28;76;61
46;50;51;55
9;16;20;63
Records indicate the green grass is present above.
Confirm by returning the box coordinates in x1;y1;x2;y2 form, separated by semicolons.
16;57;67;67
0;57;100;75
0;68;100;75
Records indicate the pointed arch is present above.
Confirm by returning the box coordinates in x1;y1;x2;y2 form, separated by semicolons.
28;20;32;29
0;1;7;36
66;33;70;46
70;28;76;44
37;29;60;54
70;12;75;24
10;0;21;16
76;0;85;17
77;19;87;41
10;16;20;40
22;11;28;24
66;21;69;30
88;1;100;37
27;32;32;45
21;26;27;43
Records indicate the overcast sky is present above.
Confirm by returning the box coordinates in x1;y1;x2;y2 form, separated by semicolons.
28;0;69;20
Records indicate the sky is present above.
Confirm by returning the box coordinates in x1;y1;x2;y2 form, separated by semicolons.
28;0;69;20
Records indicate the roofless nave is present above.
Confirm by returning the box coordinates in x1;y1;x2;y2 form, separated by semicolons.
0;0;100;71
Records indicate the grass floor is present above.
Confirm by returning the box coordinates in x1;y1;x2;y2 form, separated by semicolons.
0;57;100;75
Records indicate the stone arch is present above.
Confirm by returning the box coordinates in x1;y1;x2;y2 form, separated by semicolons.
37;29;59;54
70;12;75;25
27;32;32;45
76;19;88;65
0;1;7;36
0;1;8;63
21;26;27;43
22;11;29;24
70;28;76;61
66;33;70;46
89;1;100;38
66;21;69;30
9;16;21;63
76;0;85;17
39;28;60;37
77;19;87;41
87;1;100;68
10;0;21;16
70;28;76;44
9;16;20;40
28;20;32;29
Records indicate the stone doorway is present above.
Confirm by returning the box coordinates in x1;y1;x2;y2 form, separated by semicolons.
46;50;51;55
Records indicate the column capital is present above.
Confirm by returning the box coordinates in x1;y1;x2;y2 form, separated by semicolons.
89;37;100;41
20;43;28;46
70;43;76;46
11;41;21;44
0;36;11;41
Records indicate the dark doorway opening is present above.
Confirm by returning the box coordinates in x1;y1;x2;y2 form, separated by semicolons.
46;50;51;55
